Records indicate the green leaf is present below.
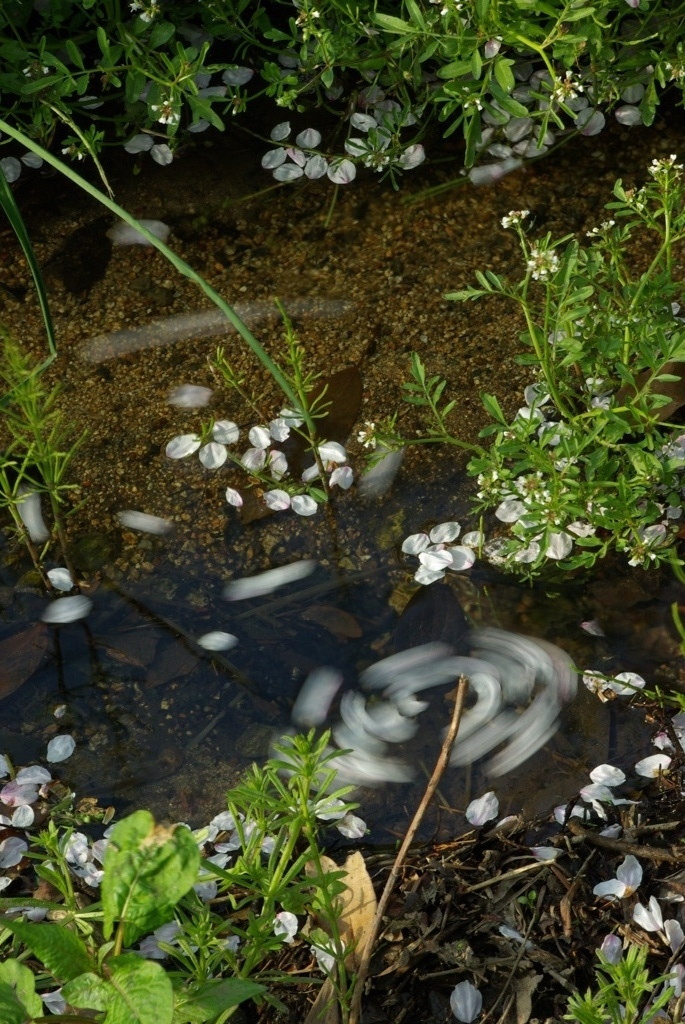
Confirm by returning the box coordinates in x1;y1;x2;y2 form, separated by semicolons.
563;6;595;19
0;961;42;1019
174;979;266;1023
481;392;506;423
405;0;427;30
494;58;515;93
2;920;94;982
65;40;85;70
374;13;414;33
102;811;201;946
488;80;528;117
64;956;173;1024
471;48;482;80
0;982;29;1024
149;21;176;48
436;58;472;79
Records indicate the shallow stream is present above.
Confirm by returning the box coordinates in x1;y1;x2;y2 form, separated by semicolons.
0;112;683;838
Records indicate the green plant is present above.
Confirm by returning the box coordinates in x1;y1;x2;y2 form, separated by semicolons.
400;155;685;576
0;732;364;1023
565;944;678;1024
1;0;685;189
0;333;85;580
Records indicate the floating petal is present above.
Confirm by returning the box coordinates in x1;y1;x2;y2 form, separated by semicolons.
47;734;76;763
197;631;238;652
264;489;291;511
42;596;92;624
48;568;74;592
225;487;243;507
168;384;213;408
589;764;626;787
429;522;461;544
117;510;173;535
199;442;228;469
223;559;316;600
213;420;240;444
401;532;430;555
296;128;321;148
107;219;170;246
635;753;671;778
330;466;353;489
318;440;347;463
166;434;201;459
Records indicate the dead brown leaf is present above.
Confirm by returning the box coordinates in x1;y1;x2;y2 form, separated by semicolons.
302;605;362;640
0;622;50;701
304;852;377;1024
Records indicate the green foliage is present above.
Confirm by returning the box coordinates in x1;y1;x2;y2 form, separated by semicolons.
0;732;361;1023
0;0;684;177
0;332;85;575
565;945;676;1024
406;156;685;576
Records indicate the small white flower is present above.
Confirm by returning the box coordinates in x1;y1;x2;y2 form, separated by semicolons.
501;209;529;229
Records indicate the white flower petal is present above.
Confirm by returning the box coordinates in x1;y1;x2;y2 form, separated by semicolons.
330;466;353;489
291;494;318;516
273;164;304;182
414;566;445;585
264;489;291;511
635;753;671;778
401;532;430;555
611;671;646;695
225;488;243;507
616;855;642;891
599;934;623;964
199;442;228;469
262;147;287;169
197;631;238;652
429;522;461;544
46;734;76;763
529;846;560;861
42;596;92;624
47;568;74;592
545;532;573;560
241;447;267;472
327;159;356;184
466;791;499;827
593;879;627;899
223;559;316;600
269;450;288;480
11;805;34;828
0;755;8;779
633;896;663;932
447;545;476;571
213;420;240;444
274;910;298;943
305;154;328;179
589;764;626;787
222;67;254;86
419;549;453;572
268;418;291;442
318;441;347;463
124;133;154;154
336;813;367;839
270;121;291;141
168;384;213;408
0;837;28;869
117;511;173;535
350;112;377;131
249;425;271;449
166;434;201;459
296;128;321;148
450;980;482;1022
664;918;684;953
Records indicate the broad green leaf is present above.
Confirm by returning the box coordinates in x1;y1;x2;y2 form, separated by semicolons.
65;40;85;70
0;982;29;1024
2;920;94;982
405;0;427;30
373;13;413;33
563;6;595;19
102;811;200;946
0;960;42;1019
471;48;482;80
174;979;266;1023
436;58;472;79
494;58;515;93
149;21;176;48
64;956;173;1024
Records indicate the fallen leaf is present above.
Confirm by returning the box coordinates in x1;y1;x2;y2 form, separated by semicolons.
0;623;50;701
145;641;198;688
302;605;362;639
